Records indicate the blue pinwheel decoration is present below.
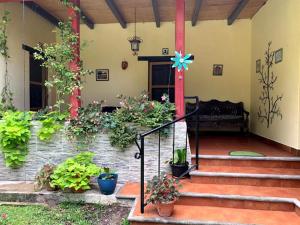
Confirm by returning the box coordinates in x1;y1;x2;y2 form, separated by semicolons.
171;51;193;72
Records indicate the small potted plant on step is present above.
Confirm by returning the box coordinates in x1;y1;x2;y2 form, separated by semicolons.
146;173;181;217
97;168;118;195
169;148;189;178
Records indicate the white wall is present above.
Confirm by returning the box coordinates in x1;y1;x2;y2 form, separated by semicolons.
0;3;55;110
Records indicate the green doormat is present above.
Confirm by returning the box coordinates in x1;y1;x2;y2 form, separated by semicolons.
229;151;265;157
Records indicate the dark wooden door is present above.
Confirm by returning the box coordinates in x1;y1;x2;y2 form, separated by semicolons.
149;62;175;102
29;53;48;111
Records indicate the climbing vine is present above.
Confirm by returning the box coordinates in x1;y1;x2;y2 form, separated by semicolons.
257;42;283;128
34;19;91;110
0;10;15;117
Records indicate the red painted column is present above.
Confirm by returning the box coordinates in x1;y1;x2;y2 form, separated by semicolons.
68;0;81;118
175;0;185;118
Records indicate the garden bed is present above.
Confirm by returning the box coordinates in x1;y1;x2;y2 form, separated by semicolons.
0;121;191;184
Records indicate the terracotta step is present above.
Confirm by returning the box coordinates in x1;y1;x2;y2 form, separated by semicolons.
190;171;300;187
129;195;300;225
198;165;300;175
192;155;300;169
117;182;300;201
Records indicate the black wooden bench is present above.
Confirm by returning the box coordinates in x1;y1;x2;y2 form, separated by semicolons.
186;99;249;133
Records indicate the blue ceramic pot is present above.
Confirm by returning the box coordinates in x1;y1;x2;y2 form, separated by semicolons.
97;173;118;195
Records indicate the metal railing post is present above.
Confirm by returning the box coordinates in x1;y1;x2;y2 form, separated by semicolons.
195;103;200;170
140;136;145;214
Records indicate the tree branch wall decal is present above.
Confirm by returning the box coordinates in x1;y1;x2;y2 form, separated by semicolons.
257;42;283;128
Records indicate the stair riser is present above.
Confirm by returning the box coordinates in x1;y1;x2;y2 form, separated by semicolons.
177;196;295;212
191;176;300;188
192;158;300;169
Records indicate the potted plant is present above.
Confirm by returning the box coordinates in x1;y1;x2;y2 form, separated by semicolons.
97;168;118;195
169;148;189;178
146;173;180;217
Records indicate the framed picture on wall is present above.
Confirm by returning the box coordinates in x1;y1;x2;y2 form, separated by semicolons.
256;59;261;73
213;64;223;76
275;48;283;64
96;69;109;81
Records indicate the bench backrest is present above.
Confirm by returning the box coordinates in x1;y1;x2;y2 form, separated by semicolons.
186;100;244;116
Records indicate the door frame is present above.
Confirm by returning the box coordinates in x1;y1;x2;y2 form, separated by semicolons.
148;61;175;100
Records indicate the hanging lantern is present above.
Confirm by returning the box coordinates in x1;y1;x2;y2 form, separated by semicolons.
128;36;142;55
128;8;142;56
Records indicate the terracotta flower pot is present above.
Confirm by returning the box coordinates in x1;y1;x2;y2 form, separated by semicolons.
156;200;176;217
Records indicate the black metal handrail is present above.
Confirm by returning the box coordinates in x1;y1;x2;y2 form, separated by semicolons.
135;96;200;214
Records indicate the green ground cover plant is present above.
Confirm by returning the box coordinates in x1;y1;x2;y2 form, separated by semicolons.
0;111;31;168
0;203;102;225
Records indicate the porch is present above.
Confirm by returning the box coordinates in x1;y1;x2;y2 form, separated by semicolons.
0;0;300;224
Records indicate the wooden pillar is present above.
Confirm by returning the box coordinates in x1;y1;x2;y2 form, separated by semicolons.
175;0;185;118
68;0;81;118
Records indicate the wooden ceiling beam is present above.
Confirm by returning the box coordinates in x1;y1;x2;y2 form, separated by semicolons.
191;0;203;26
24;1;59;27
227;0;249;25
105;0;127;29
80;10;94;29
151;0;160;27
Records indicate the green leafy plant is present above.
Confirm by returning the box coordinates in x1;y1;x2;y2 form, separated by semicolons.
99;167;116;180
37;111;68;142
121;218;130;225
50;152;102;192
0;111;31;168
146;173;181;205
34;19;92;110
102;113;137;150
66;101;103;148
101;93;175;150
0;10;15;118
172;148;187;165
35;164;56;191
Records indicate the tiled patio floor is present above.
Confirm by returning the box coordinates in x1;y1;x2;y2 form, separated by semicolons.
189;133;294;157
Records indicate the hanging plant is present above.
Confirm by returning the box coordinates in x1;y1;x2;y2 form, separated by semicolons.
33;18;92;111
0;111;31;168
0;10;15;117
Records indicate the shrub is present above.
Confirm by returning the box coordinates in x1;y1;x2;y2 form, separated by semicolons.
35;164;56;191
66;102;103;148
50;152;102;192
0;111;31;168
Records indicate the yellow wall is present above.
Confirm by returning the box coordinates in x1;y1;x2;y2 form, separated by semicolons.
250;0;300;148
0;3;55;110
80;20;252;110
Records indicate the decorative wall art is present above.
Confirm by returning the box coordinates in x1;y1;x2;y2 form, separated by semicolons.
96;69;109;81
274;48;283;64
213;64;223;76
257;42;283;128
121;61;128;70
256;59;261;73
162;48;169;55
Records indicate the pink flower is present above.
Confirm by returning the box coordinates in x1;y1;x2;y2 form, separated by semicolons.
1;213;7;220
161;95;167;101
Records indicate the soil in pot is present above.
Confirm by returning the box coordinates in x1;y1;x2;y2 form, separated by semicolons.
170;162;189;178
156;200;176;217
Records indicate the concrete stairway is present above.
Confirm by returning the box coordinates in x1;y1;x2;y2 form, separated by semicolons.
118;155;300;225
